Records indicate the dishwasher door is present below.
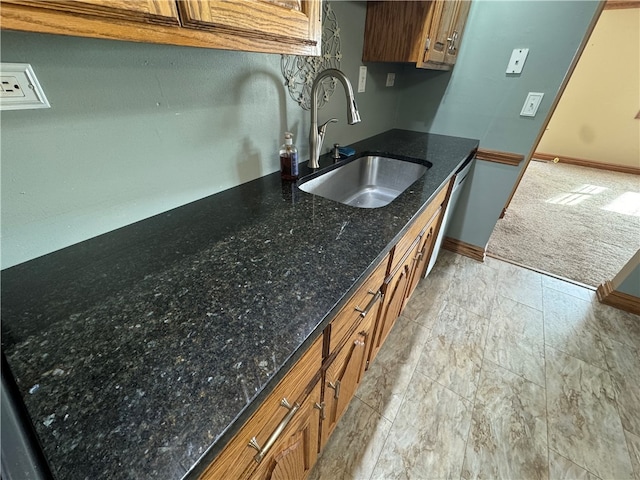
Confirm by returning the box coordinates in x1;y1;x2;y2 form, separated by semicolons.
425;156;474;277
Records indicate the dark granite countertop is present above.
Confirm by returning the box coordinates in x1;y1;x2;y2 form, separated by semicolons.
1;129;478;480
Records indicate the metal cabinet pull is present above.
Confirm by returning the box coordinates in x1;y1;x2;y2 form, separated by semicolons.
354;290;382;318
327;380;341;399
447;31;459;54
314;401;326;420
247;398;300;463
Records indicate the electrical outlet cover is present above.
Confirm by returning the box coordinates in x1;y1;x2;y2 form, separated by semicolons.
0;63;50;110
506;48;529;74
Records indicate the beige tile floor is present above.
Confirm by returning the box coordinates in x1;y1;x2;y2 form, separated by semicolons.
309;251;640;480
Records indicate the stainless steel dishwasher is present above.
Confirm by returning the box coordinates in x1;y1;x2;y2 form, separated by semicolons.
425;155;475;277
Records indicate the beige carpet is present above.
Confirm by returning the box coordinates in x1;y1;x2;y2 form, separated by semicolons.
487;160;640;287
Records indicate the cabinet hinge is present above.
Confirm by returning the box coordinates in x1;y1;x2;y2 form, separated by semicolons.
425;37;431;51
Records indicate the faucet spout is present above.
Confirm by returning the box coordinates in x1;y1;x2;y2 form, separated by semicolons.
308;69;361;169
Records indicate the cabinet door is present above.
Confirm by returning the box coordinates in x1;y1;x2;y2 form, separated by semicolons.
404;206;443;303
369;238;419;364
178;0;321;48
362;1;431;63
421;0;456;65
199;337;322;480
4;0;180;25
442;0;471;66
250;381;322;480
420;0;471;67
321;313;374;449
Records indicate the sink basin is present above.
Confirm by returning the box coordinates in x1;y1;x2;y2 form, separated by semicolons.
298;155;430;208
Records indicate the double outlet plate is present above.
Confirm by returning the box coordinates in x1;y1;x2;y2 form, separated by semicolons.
0;63;50;110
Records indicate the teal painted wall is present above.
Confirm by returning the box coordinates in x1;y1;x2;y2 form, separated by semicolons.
395;0;601;248
0;1;399;269
618;265;640;297
1;1;601;269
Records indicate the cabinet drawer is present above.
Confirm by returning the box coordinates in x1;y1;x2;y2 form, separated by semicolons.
388;180;451;274
199;336;323;480
326;256;388;356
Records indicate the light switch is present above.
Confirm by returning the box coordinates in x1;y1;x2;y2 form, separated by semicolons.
520;92;544;117
358;66;367;93
506;48;529;74
385;73;395;87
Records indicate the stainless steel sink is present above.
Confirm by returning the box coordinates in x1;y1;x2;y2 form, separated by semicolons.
298;155;430;208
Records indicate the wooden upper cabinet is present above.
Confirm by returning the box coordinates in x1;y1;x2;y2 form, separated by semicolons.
178;0;321;47
4;0;180;26
421;0;472;68
363;0;472;70
0;0;322;55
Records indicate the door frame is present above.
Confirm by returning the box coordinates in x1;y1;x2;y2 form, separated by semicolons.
500;0;607;217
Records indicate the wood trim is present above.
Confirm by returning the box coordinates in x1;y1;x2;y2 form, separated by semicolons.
597;280;640;315
475;148;524;166
442;237;486;262
533;152;640;175
499;1;606;215
0;2;321;56
605;0;640;9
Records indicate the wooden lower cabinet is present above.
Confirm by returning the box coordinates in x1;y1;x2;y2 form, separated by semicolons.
405;206;444;304
369;181;451;365
250;381;322;480
199;337;322;480
321;312;375;449
200;178;455;480
370;237;420;364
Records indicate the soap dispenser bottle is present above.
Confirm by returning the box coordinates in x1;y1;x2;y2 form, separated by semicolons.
279;132;299;180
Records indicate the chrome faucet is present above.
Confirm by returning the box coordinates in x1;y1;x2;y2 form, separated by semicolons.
308;69;361;169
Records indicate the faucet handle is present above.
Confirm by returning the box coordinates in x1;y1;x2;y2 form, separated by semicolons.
318;118;338;136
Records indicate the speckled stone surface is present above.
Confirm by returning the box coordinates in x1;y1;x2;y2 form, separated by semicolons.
1;129;478;480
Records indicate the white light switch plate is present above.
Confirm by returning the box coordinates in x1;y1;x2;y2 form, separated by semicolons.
0;63;50;110
385;73;395;87
358;66;367;93
506;48;529;74
520;92;544;117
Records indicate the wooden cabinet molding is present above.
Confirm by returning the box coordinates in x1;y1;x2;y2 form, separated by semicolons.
0;0;322;56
